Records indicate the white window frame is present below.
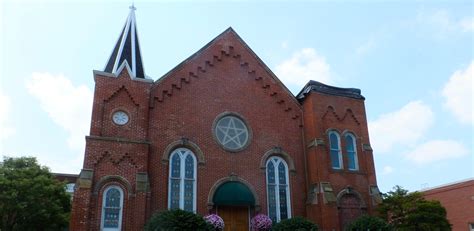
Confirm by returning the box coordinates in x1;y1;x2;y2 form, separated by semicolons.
168;148;197;212
266;156;292;222
101;185;124;231
345;133;359;171
328;131;343;169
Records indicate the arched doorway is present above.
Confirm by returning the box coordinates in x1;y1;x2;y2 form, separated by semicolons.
212;181;256;231
337;188;366;230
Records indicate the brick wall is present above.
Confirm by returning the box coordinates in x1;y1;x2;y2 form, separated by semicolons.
302;91;378;230
423;179;474;231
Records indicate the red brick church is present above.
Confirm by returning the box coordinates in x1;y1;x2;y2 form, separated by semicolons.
70;6;381;231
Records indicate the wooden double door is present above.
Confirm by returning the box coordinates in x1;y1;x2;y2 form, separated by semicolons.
218;206;249;231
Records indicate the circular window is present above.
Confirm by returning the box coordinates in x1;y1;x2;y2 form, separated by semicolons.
112;110;129;125
214;114;250;151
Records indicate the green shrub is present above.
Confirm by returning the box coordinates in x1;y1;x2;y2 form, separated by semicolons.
345;215;393;231
271;217;318;231
144;209;212;231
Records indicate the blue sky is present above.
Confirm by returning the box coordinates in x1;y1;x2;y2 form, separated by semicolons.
0;0;472;193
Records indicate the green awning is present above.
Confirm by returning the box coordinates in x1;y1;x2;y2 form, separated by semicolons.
213;182;255;206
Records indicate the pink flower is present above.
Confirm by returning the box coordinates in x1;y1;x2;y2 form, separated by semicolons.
204;214;225;231
250;214;272;231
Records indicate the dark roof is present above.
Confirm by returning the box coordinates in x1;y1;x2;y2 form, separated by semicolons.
104;5;145;78
296;80;365;101
52;173;79;183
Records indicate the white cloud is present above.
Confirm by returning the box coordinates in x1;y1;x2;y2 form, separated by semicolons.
369;101;434;153
382;166;394;175
275;48;332;87
405;140;469;164
416;9;474;36
460;17;474;32
356;37;376;56
0;91;15;141
442;61;473;125
26;72;93;152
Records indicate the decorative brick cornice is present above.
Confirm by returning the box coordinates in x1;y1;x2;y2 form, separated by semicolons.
86;135;151;144
104;85;140;106
92;151;140;169
150;44;302;123
322;106;361;125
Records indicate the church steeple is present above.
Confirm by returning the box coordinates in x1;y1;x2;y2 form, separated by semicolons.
104;5;145;78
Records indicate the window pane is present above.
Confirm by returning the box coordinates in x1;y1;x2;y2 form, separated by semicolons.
105;188;121;207
185;155;194;179
348;151;356;170
183;180;194;212
226;140;238;149
279;187;288;220
267;185;277;222
278;162;286;185
345;135;354;152
215;116;249;151
171;154;181;178
267;162;275;184
104;188;121;228
329;133;339;149
234;120;244;129
170;179;180;209
103;207;120;228
330;150;340;168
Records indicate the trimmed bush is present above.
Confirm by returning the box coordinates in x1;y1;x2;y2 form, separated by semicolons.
271;217;318;231
144;209;212;231
345;215;393;231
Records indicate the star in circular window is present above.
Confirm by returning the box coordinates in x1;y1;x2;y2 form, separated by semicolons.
215;115;250;151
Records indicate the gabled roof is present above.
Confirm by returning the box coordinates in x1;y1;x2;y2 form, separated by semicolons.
154;27;301;108
103;5;145;79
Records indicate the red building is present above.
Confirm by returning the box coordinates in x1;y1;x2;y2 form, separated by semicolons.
422;179;474;231
70;7;381;231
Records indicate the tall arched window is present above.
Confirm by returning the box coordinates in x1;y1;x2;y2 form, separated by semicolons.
101;186;124;231
168;148;196;212
329;131;343;169
345;133;359;170
266;156;291;222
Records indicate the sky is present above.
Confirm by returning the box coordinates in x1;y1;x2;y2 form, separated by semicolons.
0;0;472;193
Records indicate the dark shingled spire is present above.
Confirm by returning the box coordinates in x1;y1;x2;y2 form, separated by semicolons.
104;5;145;78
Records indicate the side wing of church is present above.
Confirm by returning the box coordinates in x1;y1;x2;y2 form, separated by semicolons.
70;7;381;231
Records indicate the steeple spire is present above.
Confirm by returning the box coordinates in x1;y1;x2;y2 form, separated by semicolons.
104;5;145;78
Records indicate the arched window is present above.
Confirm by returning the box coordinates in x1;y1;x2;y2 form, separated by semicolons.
101;186;124;231
329;131;343;169
266;156;291;222
168;148;196;212
345;133;359;170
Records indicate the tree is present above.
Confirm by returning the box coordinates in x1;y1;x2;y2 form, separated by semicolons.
0;157;71;231
378;185;451;231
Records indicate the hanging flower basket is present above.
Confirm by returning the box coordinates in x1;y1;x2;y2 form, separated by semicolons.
204;214;225;231
250;214;272;231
